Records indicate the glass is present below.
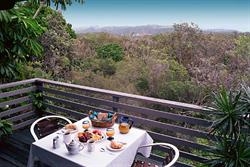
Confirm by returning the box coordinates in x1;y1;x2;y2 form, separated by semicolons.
106;127;115;140
82;120;90;131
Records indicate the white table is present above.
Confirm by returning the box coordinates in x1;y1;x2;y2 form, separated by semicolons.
28;117;153;167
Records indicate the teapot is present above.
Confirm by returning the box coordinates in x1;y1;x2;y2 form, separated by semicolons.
65;139;84;155
118;116;134;134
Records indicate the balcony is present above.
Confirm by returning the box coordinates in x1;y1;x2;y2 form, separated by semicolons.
0;78;214;167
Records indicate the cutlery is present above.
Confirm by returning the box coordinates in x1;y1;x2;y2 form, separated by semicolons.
99;147;115;155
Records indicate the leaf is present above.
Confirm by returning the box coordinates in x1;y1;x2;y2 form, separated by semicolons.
0;11;11;22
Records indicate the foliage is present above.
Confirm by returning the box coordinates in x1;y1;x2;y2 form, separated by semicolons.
0;0;84;11
159;81;205;104
135;77;149;92
0;119;13;139
209;88;245;138
29;0;85;10
207;87;250;167
37;7;76;79
31;92;45;114
17;61;52;79
96;58;117;76
207;137;250;167
66;23;76;38
168;23;203;65
0;4;44;83
235;35;250;57
49;23;250;105
239;83;250;114
0;0;79;82
96;43;124;62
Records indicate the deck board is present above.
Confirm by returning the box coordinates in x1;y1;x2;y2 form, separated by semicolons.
0;128;33;167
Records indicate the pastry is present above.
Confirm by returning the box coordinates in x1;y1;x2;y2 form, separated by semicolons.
110;141;123;149
65;124;77;130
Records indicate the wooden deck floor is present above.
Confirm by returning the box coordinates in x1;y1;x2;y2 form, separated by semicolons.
0;128;34;167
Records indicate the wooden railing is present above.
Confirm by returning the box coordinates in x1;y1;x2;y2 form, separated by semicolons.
0;79;38;130
0;78;215;167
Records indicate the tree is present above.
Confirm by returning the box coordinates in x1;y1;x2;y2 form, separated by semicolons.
0;0;84;11
38;7;75;79
96;43;124;62
0;5;44;83
30;0;85;18
0;0;82;82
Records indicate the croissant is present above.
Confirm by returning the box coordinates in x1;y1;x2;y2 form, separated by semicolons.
110;141;123;149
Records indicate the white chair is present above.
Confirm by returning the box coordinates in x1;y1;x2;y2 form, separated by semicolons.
133;142;180;167
30;115;72;141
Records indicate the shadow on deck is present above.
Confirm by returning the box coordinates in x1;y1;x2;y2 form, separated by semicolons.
0;128;34;167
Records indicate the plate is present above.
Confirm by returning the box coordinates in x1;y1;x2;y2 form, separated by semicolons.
77;130;106;143
92;131;106;142
106;143;125;152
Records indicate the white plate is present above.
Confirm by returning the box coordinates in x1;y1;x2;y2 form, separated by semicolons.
106;143;125;152
77;131;106;143
92;132;106;143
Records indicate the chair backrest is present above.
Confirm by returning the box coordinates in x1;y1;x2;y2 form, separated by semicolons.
136;142;180;167
30;115;72;141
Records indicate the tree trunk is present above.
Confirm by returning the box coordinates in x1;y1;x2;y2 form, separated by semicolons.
33;0;46;19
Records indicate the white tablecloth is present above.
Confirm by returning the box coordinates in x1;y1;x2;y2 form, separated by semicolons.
28;117;153;167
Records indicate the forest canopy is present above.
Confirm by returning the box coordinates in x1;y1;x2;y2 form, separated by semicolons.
0;2;249;105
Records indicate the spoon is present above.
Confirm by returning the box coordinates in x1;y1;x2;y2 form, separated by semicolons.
99;147;115;155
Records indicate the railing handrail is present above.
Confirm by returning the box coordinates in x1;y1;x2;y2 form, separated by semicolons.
0;78;38;90
1;78;209;112
36;78;209;112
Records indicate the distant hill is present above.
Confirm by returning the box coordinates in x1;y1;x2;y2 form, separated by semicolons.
74;25;238;36
75;25;173;36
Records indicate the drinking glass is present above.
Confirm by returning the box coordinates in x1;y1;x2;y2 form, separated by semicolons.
106;127;115;140
82;120;90;131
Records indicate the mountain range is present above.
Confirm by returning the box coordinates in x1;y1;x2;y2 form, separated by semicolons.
74;25;238;36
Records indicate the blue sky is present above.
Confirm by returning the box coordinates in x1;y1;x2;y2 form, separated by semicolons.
61;0;250;32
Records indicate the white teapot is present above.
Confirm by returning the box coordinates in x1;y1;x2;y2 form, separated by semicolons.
65;139;84;154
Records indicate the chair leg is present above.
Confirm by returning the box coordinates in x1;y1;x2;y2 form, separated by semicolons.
164;149;175;165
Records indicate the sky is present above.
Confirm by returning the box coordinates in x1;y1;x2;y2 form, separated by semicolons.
61;0;250;32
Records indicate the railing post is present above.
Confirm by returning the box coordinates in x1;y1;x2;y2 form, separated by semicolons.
34;79;44;94
34;80;44;116
112;96;119;112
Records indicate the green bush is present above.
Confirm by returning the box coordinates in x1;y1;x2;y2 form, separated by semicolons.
91;58;116;76
235;35;250;57
136;77;150;92
159;81;204;103
0;119;12;139
96;43;124;62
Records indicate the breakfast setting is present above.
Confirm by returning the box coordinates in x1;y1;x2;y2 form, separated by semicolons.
58;111;134;154
28;110;154;167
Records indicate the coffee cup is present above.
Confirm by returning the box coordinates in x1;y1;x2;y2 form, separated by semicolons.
87;139;95;152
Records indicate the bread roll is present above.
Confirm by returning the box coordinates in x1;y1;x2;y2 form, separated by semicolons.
110;141;123;149
65;124;76;130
